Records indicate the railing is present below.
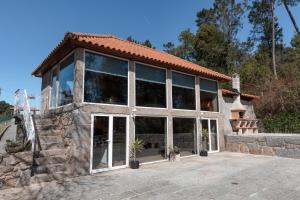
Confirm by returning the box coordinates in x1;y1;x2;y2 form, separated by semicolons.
14;89;35;151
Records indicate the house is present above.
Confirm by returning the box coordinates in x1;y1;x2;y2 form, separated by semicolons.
31;32;258;176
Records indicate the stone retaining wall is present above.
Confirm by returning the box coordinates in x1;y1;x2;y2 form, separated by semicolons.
225;134;300;159
0;151;32;188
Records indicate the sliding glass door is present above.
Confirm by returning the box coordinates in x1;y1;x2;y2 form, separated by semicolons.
200;118;219;152
91;115;128;173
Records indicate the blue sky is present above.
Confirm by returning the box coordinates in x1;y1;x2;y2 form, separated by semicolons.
0;0;299;106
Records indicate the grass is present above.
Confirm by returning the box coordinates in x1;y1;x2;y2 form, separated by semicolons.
0;124;6;133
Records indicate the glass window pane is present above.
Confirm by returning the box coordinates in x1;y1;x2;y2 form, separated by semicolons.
58;55;74;106
172;72;195;89
136;64;166;84
200;79;218;92
51;71;58;108
172;86;195;110
85;52;128;77
200;91;219;112
84;71;128;105
173;118;197;156
136;80;166;107
93;116;109;170
113;117;127;167
135;117;166;163
201;119;209;151
210;120;218;151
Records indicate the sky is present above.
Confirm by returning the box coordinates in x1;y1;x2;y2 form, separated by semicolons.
0;0;299;106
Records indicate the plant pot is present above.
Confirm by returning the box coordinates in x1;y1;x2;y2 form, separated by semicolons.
200;150;208;157
130;160;140;169
175;154;181;161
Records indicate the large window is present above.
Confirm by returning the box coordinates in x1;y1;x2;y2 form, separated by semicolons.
172;72;195;110
50;70;58;108
136;64;166;108
84;52;128;105
135;117;167;163
58;56;74;106
173;118;197;156
50;54;74;108
200;78;219;112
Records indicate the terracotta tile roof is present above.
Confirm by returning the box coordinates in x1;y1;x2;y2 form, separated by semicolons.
32;32;231;81
221;89;259;101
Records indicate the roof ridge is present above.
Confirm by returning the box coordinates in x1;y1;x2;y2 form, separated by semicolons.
66;32;116;39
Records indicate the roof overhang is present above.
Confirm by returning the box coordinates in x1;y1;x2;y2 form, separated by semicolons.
32;32;232;82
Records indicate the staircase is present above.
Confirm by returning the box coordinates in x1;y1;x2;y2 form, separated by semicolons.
30;115;70;183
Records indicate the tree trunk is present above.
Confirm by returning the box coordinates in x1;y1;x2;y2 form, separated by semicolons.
283;0;300;34
272;0;278;79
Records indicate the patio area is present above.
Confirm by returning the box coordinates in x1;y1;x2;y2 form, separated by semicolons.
1;152;300;200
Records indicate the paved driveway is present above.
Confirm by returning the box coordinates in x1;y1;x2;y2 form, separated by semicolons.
1;152;300;200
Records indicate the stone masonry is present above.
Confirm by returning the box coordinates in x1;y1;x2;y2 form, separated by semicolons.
225;134;300;159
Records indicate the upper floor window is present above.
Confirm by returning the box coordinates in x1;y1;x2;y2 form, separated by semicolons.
135;64;166;108
58;56;74;106
172;72;195;110
84;52;128;105
200;78;219;112
50;54;74;108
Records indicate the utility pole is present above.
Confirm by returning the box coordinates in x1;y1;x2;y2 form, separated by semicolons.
272;0;278;80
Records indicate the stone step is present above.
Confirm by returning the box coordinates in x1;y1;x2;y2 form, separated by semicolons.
35;155;66;165
39;135;63;143
35;124;59;131
33;163;67;174
31;171;71;184
37;129;62;136
40;142;64;150
34;118;54;125
37;149;66;157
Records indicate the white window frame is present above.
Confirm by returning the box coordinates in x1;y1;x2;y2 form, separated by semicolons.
82;49;130;107
200;117;219;153
90;113;129;174
134;62;168;110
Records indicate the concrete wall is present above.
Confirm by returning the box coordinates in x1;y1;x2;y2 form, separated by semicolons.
40;47;227;175
221;96;256;134
225;134;300;159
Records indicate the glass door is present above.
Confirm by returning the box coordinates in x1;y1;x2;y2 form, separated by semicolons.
200;118;219;152
91;115;128;173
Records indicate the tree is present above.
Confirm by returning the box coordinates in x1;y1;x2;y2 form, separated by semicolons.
279;0;300;34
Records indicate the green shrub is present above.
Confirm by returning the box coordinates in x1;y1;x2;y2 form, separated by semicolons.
262;112;300;133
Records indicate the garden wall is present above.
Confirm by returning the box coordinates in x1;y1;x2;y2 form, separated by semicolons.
0;151;32;188
225;134;300;159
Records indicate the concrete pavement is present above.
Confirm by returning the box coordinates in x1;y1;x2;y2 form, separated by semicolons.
0;152;300;200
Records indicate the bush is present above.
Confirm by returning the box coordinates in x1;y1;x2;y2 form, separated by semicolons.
262;112;300;133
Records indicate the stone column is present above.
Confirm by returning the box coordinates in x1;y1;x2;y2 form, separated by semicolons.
195;76;200;112
166;69;173;155
73;48;85;105
128;61;135;154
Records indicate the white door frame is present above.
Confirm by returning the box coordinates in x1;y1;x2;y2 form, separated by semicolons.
200;118;219;153
90;114;129;174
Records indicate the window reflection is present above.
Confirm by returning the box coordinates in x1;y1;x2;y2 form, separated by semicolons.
84;52;128;105
135;117;167;163
58;56;74;106
136;64;166;108
173;118;197;156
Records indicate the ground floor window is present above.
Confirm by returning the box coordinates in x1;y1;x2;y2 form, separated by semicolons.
135;117;167;163
201;119;219;152
173;118;197;156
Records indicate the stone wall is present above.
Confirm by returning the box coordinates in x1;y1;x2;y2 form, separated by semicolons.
225;134;300;159
0;151;32;188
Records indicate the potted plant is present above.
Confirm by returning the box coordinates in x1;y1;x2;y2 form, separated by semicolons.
129;138;144;169
200;129;209;157
169;146;180;161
